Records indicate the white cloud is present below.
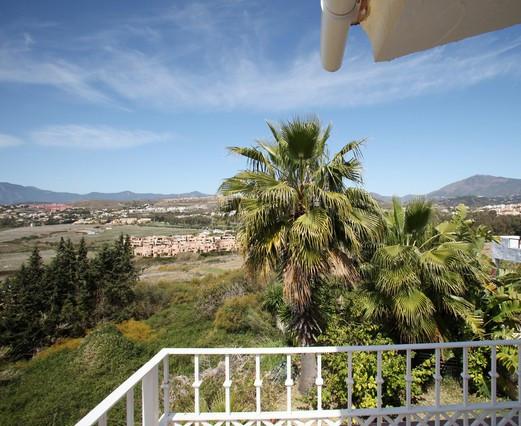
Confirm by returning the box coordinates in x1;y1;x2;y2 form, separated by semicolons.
31;125;171;149
0;1;520;111
23;32;34;48
0;47;111;104
0;133;23;147
88;35;521;111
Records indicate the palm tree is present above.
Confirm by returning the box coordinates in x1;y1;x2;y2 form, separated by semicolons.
219;116;381;391
359;198;484;343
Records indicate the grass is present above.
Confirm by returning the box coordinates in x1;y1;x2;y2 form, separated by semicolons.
138;253;242;283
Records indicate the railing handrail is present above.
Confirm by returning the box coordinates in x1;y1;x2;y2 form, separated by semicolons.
75;339;521;426
76;349;168;426
163;339;521;355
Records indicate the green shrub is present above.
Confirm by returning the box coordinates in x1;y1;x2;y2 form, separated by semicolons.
315;316;434;408
214;294;270;333
197;270;253;318
35;338;82;360
132;281;174;319
117;320;155;342
262;281;284;316
74;324;144;372
468;346;491;397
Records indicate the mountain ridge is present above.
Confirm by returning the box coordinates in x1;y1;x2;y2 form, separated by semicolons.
427;174;521;198
0;182;210;204
373;174;521;202
2;174;521;204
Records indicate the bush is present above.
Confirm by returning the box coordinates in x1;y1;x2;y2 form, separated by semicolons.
74;324;144;372
116;320;155;342
262;281;285;316
468;346;491;397
214;295;271;333
197;271;253;318
35;338;82;360
315;316;434;408
132;281;174;319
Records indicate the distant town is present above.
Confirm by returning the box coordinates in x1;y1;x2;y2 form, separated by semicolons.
477;202;521;216
0;196;232;229
0;197;239;277
3;195;521;233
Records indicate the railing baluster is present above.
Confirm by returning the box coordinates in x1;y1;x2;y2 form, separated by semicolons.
490;345;498;426
518;343;521;425
462;347;469;426
316;354;323;411
316;353;324;426
285;355;293;413
405;349;412;426
224;354;232;416
193;355;202;415
518;343;521;404
285;354;293;426
254;354;262;426
346;351;353;426
376;350;383;426
142;364;159;426
126;388;134;426
162;356;170;418
98;413;107;426
434;348;441;426
254;354;262;413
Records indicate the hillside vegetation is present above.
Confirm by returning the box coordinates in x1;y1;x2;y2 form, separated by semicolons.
0;269;284;425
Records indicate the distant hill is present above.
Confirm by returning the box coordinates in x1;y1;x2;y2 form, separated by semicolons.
427;175;521;199
3;174;521;205
371;174;521;205
0;182;209;204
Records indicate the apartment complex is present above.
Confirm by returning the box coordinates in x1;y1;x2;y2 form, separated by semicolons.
130;232;236;257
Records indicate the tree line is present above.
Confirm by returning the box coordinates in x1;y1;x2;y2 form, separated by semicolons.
471;210;521;236
0;235;137;360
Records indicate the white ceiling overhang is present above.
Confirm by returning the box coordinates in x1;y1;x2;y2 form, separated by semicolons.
361;0;521;61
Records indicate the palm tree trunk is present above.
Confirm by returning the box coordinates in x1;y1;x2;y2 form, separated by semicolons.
298;350;317;394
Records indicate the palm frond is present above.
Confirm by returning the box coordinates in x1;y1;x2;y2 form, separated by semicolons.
404;198;433;236
227;146;271;173
289;208;332;251
393;288;435;328
443;295;483;336
390;197;405;241
280;116;321;160
332;139;364;162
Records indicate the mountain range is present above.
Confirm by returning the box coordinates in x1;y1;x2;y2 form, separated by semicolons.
0;182;208;204
372;175;521;203
427;175;521;198
2;174;521;204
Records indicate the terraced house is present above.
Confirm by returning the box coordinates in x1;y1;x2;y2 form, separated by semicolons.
130;233;236;257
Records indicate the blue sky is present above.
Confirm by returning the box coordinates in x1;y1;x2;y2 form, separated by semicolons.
0;0;520;196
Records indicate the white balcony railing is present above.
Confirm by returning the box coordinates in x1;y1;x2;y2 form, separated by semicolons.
76;340;521;426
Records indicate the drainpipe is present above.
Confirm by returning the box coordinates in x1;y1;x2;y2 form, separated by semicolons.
320;0;359;72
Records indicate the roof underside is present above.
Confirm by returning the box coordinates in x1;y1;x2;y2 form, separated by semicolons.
362;0;521;61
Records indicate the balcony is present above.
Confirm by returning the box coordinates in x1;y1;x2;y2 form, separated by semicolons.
76;340;520;426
